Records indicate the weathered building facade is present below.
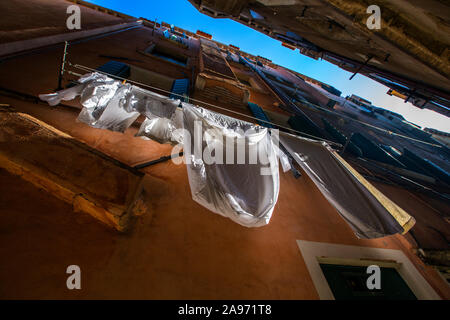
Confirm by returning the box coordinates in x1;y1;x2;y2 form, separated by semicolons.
189;0;450;117
0;0;449;299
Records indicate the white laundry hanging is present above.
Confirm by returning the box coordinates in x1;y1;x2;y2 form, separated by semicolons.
275;131;415;239
38;72;293;228
182;103;281;227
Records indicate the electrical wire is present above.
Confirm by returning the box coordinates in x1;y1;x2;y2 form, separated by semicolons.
242;57;445;149
67;61;446;149
309;102;444;148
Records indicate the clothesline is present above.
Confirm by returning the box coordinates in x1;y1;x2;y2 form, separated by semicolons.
67;62;444;150
39;71;416;238
300;98;444;148
66;61;344;148
244;57;444;149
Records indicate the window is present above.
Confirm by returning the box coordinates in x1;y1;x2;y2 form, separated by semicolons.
238;77;251;87
319;263;416;300
144;44;188;67
162;29;189;48
263;71;294;88
127;65;175;92
234;71;263;91
326;99;337;108
96;60;130;79
95;61;176;92
297;240;440;300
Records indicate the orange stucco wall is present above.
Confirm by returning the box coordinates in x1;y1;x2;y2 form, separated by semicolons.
0;0;449;299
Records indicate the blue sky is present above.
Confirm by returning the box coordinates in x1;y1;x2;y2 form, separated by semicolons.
87;0;449;133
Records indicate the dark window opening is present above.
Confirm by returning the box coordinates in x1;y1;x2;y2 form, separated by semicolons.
264;72;294;88
145;44;188;67
320;264;417;300
96;60;130;79
238;78;251;87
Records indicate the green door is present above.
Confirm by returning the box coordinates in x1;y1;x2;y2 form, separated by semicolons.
320;264;417;300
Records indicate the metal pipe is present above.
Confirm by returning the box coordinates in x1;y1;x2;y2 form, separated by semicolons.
57;41;69;90
134;152;184;169
349;55;373;80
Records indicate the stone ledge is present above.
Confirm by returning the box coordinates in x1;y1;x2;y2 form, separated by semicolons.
0;107;146;231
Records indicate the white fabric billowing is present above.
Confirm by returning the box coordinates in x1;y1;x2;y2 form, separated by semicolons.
39;73;107;106
39;85;83;107
182;103;280;227
40;73;286;227
272;140;291;173
77;76;121;124
137;108;184;144
77;81;140;132
276;131;415;239
122;86;180;119
40;73;141;132
130;86;183;144
81;84;140;132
